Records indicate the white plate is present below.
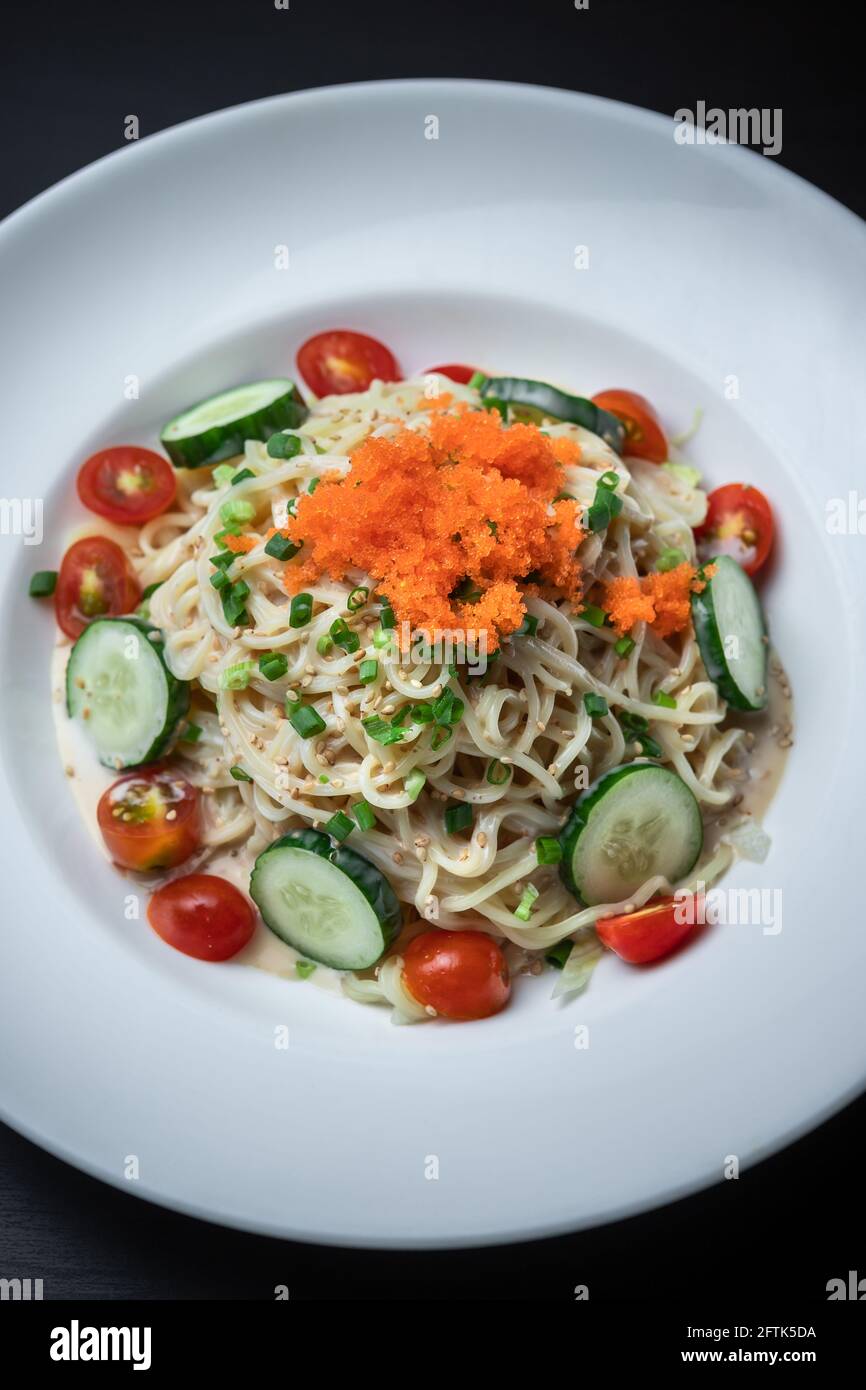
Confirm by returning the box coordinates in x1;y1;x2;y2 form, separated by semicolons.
1;81;864;1248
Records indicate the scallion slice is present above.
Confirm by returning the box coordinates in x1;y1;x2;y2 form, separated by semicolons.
290;592;313;628
581;604;607;628
614;635;635;657
29;570;58;597
444;800;473;834
652;690;677;709
347;586;369;612
219;660;254;690
264;532;301;561
290;703;326;739
405;769;426;801
536;836;562;866
325;810;354;842
358;658;379;685
486;758;511;785
330;618;360;653
219;498;255;526
353;800;376;831
514;883;539;921
230;765;253;782
266;432;303;460
583;692;609;718
258;651;288;681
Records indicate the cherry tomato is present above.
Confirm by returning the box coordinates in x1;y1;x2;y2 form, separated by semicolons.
77;446;176;525
147;874;256;961
402;928;511;1021
596;896;698;964
97;767;200;871
54;536;141;639
297;330;400;396
591;389;668;463
424;364;479;384
695;482;775;577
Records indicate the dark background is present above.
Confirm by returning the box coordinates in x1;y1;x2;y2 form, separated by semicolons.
1;0;863;1300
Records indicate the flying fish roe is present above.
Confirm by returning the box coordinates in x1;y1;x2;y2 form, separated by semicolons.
284;410;584;649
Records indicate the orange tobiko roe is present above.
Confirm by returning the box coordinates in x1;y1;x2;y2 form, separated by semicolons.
603;562;716;640
283;408;585;649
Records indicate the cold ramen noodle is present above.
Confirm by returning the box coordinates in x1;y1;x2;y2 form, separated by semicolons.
36;332;792;1024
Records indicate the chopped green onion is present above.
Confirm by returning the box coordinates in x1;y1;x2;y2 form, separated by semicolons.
264;532;301;561
29;571;58;598
430;725;453;751
318;773;329;783
583;692;609;718
379;602;396;630
221;579;251;627
290;703;326;739
432;688;464;726
391;705;413;727
266;432;303;460
653;690;677;709
295;959;317;979
405;769;426;801
213;463;236;485
347;585;369;611
657;547;686;572
409;703;434;724
536;836;563;866
307;476;321;494
619;712;663;758
614;635;635;657
210;550;235;571
290;592;313;628
468;370;488;390
284;689;301;709
231;467;255;486
514;883;540;922
372;625;392;649
316;634;334;656
219;661;254;691
358;658;379;685
444;801;473;834
229;765;253;782
210;568;231;592
486;758;511;785
219;498;255;526
214;524;241;548
545;940;573;970
258;651;288;681
181;722;203;743
362;715;405;746
325;810;354;842
581;604;607;628
352;800;376;832
586;472;623;533
330;617;360;653
451;576;483;604
515;614;539;637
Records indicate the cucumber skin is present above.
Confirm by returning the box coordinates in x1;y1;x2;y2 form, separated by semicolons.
66;616;191;768
480;377;626;455
558;763;703;904
330;845;402;955
690;558;768;712
162;383;308;468
250;834;402;968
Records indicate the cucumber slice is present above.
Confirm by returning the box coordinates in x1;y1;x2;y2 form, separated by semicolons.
250;832;401;970
691;554;768;712
66;617;190;769
480;377;626;454
160;379;308;468
559;763;703;905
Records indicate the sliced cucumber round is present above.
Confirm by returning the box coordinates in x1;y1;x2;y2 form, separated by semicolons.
480;376;626;454
691;554;768;712
66;617;190;769
559;763;703;905
160;379;308;468
250;831;402;970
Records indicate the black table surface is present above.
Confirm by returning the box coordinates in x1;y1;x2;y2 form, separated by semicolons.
2;0;863;1299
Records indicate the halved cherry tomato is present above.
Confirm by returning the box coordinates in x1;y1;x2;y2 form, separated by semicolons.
54;536;141;639
297;330;400;396
591;389;668;463
424;364;479;384
97;767;200;871
147;874;255;961
596;896;698;964
402;928;510;1021
77;446;176;525
695;482;775;577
